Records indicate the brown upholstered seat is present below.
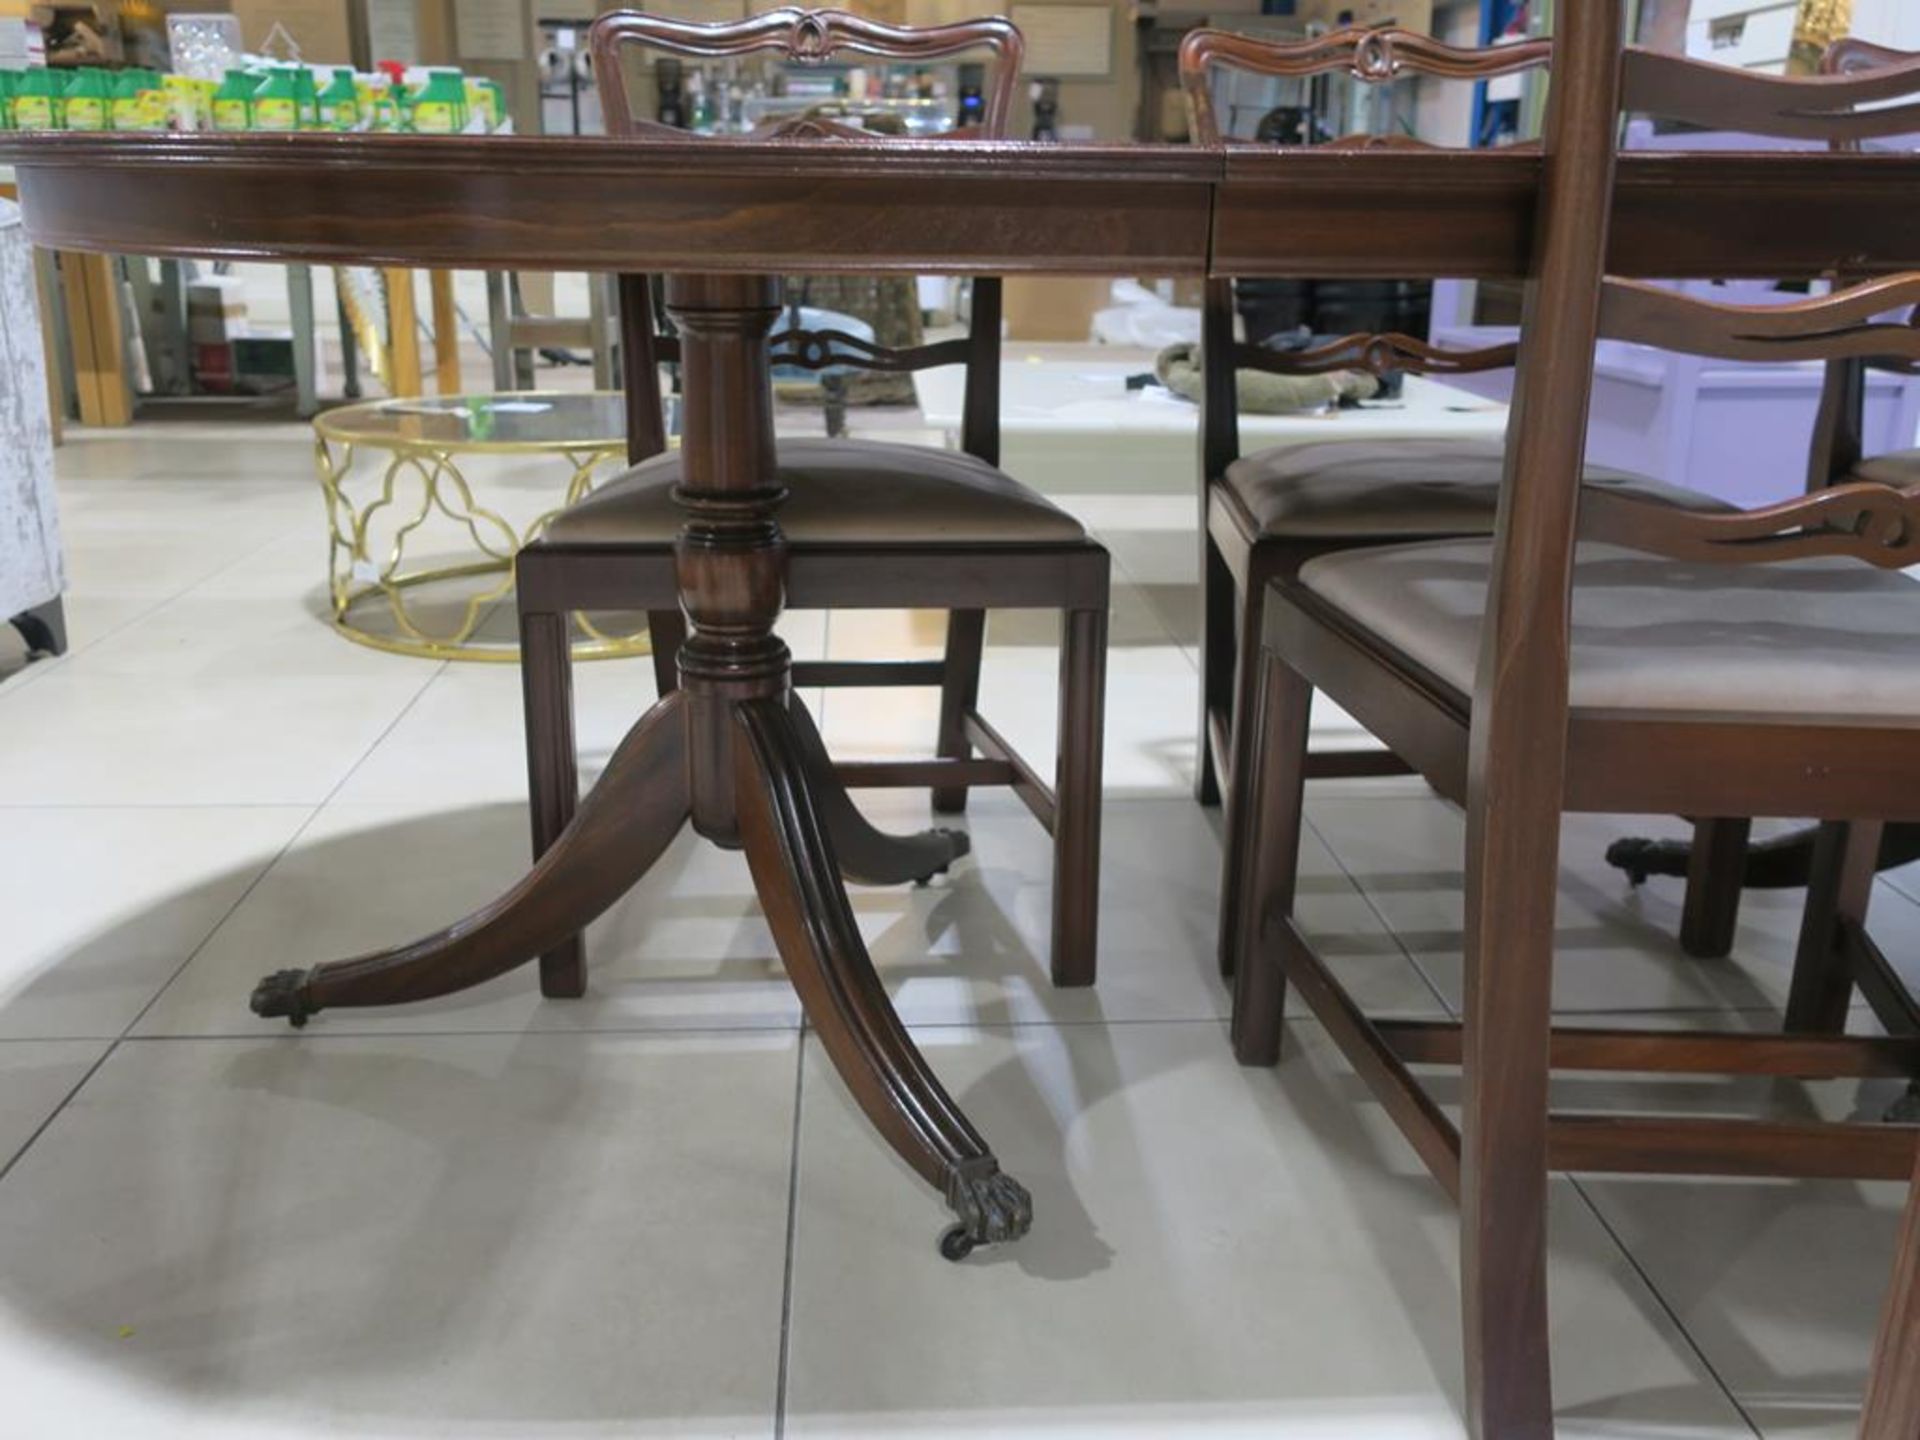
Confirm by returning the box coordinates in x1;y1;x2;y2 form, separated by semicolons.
1224;435;1707;539
545;437;1085;547
1852;448;1920;488
1299;537;1920;718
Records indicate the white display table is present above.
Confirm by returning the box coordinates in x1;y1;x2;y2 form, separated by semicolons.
914;350;1510;495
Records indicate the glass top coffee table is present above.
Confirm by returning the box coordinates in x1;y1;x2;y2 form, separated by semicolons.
315;391;650;661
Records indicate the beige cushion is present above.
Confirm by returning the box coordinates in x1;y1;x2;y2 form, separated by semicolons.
1298;538;1920;720
1853;448;1920;488
1225;436;1709;540
545;438;1083;547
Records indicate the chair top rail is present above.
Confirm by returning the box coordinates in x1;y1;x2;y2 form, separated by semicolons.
1234;332;1518;379
1179;26;1552;147
1623;45;1920;142
1599;274;1920;366
592;7;1024;140
1582;480;1920;570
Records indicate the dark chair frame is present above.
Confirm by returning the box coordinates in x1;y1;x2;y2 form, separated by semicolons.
1226;18;1920;1435
1182;26;1557;978
517;7;1109;1000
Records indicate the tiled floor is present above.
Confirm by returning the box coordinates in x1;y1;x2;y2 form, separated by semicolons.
2;401;1914;1437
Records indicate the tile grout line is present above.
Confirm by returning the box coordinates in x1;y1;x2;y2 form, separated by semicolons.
1566;1176;1766;1439
120;651;452;1035
0;513;314;706
0;648;455;1186
773;1024;807;1440
1300;807;1458;1019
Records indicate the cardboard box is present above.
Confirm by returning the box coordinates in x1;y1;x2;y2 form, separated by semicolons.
1003;276;1111;343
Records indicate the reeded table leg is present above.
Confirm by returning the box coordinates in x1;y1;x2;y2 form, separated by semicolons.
254;271;1035;1259
253;693;691;1023
736;697;1030;1258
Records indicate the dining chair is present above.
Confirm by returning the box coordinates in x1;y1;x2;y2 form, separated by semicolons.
1607;34;1920;957
1224;8;1920;1434
515;7;1108;1001
1864;1141;1920;1440
1178;25;1722;978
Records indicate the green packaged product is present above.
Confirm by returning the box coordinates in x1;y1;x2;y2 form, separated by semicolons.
111;69;164;131
409;69;467;134
211;69;255;132
13;69;64;131
317;70;358;131
63;68;112;131
251;68;300;132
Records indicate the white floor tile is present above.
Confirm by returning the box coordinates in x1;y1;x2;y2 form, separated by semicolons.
0;667;432;806
0;1031;794;1439
1305;790;1920;1019
785;1021;1751;1438
0;808;308;1039
135;801;804;1038
1562;1017;1912;1439
845;790;1440;1028
0;1040;106;1168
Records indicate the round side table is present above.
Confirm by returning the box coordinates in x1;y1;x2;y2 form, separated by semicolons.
316;391;649;661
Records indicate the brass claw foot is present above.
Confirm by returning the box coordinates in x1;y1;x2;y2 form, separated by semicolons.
940;1157;1032;1260
251;969;319;1028
914;827;971;887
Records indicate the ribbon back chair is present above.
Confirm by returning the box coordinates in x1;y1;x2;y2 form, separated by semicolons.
515;8;1109;1000
1227;8;1920;1433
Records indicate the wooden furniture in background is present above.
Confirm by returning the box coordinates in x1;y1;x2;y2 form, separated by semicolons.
1864;1142;1920;1439
1226;18;1920;1436
516;8;1109;1034
1181;24;1724;981
58;251;128;427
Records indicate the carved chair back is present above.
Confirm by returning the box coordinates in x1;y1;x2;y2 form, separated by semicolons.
588;7;1023;464
1580;46;1920;569
1179;26;1551;478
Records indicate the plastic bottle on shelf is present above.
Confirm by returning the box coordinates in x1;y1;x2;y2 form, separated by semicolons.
63;69;112;131
318;69;360;131
409;67;467;134
111;69;163;131
250;67;300;132
13;69;66;130
211;69;256;131
294;66;320;128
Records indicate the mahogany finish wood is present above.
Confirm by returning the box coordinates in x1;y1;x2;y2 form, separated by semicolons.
520;8;1109;1026
1183;22;1553;984
14;8;1920;1376
1863;1145;1920;1440
1224;19;1920;1437
593;7;1023;140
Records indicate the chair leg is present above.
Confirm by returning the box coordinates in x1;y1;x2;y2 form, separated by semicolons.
1785;819;1883;1034
648;608;686;697
932;609;985;815
1229;651;1312;1067
1459;757;1559;1438
520;609;585;999
1862;1146;1920;1440
1050;604;1107;988
1679;817;1751;959
1218;555;1273;981
1196;537;1236;807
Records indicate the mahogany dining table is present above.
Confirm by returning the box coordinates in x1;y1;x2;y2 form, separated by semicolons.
7;129;1920;1258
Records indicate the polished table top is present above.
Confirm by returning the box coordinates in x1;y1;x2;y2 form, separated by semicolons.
5;131;1920;280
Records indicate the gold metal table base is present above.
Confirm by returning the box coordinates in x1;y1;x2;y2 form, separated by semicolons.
315;392;650;662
